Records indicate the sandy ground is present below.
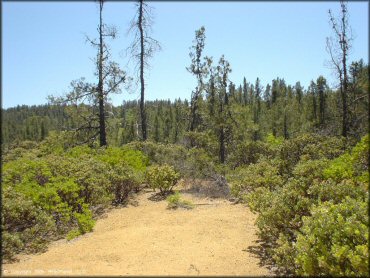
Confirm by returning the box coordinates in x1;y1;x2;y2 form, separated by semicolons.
2;188;270;276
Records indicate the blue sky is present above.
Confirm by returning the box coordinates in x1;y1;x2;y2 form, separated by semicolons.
2;1;369;108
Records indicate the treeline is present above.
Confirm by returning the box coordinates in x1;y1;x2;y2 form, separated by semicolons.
2;58;368;153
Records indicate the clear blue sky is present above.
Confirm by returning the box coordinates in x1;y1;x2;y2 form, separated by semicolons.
2;1;369;108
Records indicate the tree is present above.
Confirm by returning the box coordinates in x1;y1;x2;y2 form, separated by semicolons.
242;77;249;105
263;83;271;109
326;0;352;137
49;0;126;146
215;55;232;163
294;81;303;106
128;0;161;141
316;76;328;127
308;80;318;125
187;26;207;133
252;77;263;141
271;78;281;136
347;60;369;138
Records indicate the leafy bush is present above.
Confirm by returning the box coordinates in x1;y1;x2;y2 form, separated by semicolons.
323;134;369;182
265;133;284;148
126;140;220;180
184;148;219;179
229;159;284;199
166;191;194;210
183;131;218;157
308;178;367;204
126;141;186;170
295;197;368;276
279;133;345;174
2;141;148;261
248;179;312;244
245;135;369;275
146;164;180;194
2;186;56;261
227;140;277;168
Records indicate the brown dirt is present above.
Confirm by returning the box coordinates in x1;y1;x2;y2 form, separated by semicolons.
2;188;271;276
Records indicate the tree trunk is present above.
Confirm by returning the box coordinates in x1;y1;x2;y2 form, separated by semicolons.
189;91;198;132
340;1;349;137
341;47;348;137
98;0;107;146
139;0;147;140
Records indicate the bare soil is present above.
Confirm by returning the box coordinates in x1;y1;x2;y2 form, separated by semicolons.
2;187;270;276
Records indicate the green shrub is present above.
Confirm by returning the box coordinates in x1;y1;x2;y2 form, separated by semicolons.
246;135;369;275
229;159;284;199
2;141;148;261
2;232;24;261
183;131;218;156
166;191;181;208
66;229;81;241
184;148;218;179
166;191;194;209
2;186;56;261
295;197;368;276
292;159;328;184
146;164;180;194
126;141;189;175
249;179;312;244
126;140;220;180
228;140;276;168
74;204;95;234
265;133;284;148
324;134;369;182
280;134;345;175
308;178;367;204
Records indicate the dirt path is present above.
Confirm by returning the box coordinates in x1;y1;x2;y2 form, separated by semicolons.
2;189;270;276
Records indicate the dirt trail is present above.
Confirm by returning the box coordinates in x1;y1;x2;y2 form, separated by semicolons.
2;188;270;276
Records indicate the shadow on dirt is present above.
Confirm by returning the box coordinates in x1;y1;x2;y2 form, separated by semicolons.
147;191;172;202
245;240;287;276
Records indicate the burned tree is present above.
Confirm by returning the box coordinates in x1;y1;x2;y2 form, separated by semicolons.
326;0;352;137
128;0;161;141
49;0;126;146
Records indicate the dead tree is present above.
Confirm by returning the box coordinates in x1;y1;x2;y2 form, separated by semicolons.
128;0;161;141
49;0;126;146
326;1;352;137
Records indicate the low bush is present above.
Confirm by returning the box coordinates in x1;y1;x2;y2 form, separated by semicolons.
227;140;277;169
241;135;368;275
126;140;221;180
2;186;56;261
2;139;148;262
146;164;180;194
166;191;194;210
279;133;345;174
229;159;284;199
295;197;368;276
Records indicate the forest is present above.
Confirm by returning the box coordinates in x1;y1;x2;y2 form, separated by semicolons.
2;0;369;276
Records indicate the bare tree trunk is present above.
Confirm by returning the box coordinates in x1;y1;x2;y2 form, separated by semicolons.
98;0;107;146
341;45;348;137
328;1;351;138
139;0;147;141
